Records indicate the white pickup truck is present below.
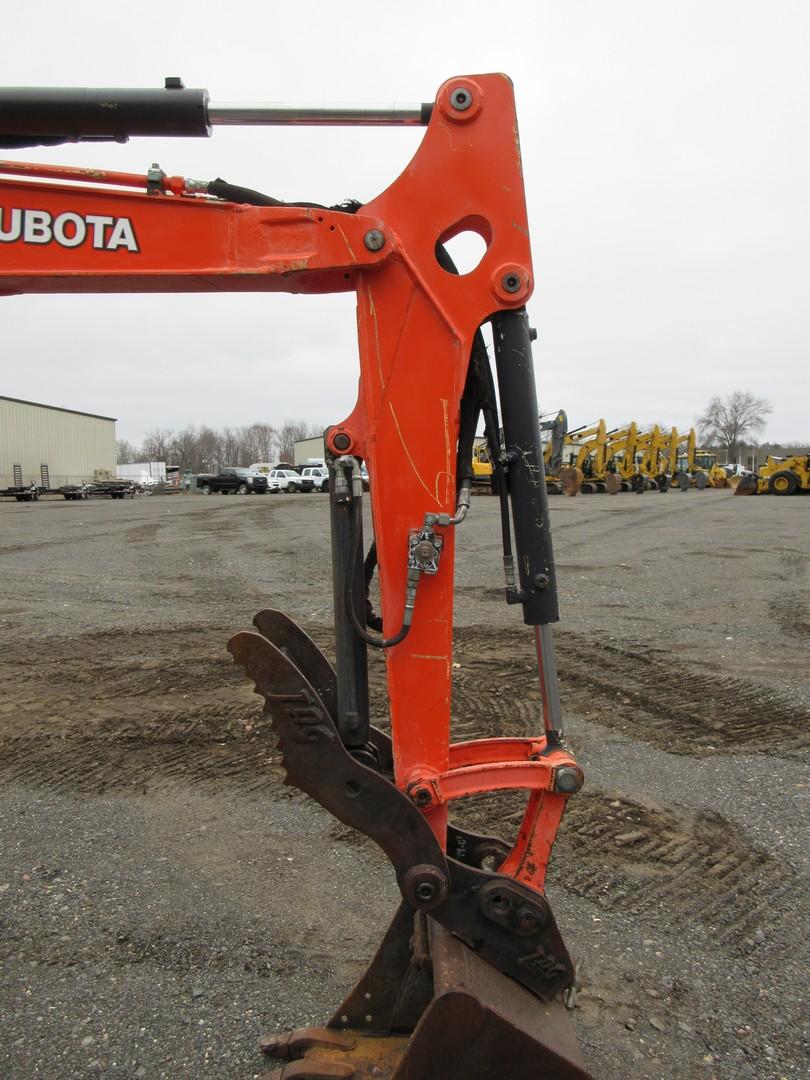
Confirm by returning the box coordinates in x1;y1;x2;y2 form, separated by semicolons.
301;465;329;492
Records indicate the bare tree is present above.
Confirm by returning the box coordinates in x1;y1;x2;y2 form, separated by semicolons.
126;420;316;472
277;419;321;464
196;426;221;473
170;427;199;471
698;391;772;462
248;422;277;463
238;422;277;465
140;427;175;462
218;426;242;467
116;439;139;464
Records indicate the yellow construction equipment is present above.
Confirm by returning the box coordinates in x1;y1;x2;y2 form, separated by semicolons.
604;423;640;492
662;429;693;490
674;435;728;489
757;455;810;495
563;420;611;493
471;440;494;485
541;410;568;494
634;425;669;490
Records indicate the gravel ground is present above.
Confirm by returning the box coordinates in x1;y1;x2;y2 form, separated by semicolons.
0;488;808;1079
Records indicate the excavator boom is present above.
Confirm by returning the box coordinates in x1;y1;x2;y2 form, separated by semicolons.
0;75;591;1079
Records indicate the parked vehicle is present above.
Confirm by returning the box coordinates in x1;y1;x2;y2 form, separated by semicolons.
757;455;810;495
196;468;268;495
248;462;274;479
0;482;39;502
60;481;139;500
267;468;309;493
301;465;329;492
116;461;166;487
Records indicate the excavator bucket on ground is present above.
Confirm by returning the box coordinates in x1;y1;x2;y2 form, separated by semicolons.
1;72;592;1078
732;474;758;495
261;910;588;1079
560;466;584;496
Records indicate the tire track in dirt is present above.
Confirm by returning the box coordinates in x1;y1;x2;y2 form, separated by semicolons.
0;622;284;794
450;626;809;754
2;621;804;962
1;731;284;796
554;631;809;754
557;793;802;954
2;619;806;805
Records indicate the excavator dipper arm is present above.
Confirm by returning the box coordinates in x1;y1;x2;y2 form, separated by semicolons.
0;74;591;1079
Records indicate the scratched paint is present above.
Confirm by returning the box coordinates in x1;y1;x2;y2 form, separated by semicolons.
333;221;358;264
364;284;385;388
388;401;440;507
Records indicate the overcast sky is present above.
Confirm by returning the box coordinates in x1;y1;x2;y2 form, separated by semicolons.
2;1;808;446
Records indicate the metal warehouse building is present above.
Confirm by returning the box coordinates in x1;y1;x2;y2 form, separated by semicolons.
0;396;116;489
294;436;326;465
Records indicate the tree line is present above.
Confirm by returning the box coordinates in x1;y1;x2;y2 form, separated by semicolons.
117;420;323;472
697;391;773;462
643;391;805;462
117;393;805;473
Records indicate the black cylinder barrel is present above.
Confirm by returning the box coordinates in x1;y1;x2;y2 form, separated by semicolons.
0;84;210;148
328;458;370;749
491;309;559;626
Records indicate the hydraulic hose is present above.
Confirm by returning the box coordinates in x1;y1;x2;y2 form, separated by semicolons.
345;494;414;649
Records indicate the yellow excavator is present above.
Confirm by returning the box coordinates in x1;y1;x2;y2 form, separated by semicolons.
633;425;670;490
541;410;568;494
757;454;810;495
603;423;640;492
561;420;612;494
661;428;691;490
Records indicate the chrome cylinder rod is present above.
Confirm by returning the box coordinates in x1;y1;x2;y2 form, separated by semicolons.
207;102;431;126
534;624;564;739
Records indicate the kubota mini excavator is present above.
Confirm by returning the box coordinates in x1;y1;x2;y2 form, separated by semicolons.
0;75;592;1079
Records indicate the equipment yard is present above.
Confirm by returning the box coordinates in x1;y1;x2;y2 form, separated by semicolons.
1;491;808;1080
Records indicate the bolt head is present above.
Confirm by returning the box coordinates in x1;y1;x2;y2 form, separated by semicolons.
501;271;522;293
555;766;583;794
403;864;448;911
450;86;473;111
364;229;386;252
517;906;539;931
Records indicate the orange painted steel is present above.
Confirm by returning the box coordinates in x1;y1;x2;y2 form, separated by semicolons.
0;158;189;195
0;73;574;898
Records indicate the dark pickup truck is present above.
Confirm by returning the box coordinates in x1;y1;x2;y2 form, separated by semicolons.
196;468;268;495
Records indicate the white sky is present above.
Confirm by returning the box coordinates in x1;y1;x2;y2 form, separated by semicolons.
2;0;808;445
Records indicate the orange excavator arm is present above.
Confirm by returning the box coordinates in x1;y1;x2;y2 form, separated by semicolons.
0;76;591;1080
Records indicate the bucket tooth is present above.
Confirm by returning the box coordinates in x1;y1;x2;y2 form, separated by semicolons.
265;1061;357;1079
261;1029;357;1059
